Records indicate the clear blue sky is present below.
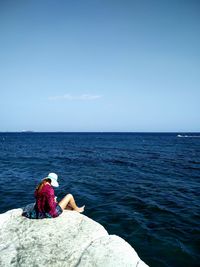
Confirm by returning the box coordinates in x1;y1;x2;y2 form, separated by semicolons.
0;0;199;132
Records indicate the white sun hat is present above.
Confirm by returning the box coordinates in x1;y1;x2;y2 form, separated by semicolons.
47;173;59;187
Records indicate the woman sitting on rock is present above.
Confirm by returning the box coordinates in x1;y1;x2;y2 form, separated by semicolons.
23;173;84;219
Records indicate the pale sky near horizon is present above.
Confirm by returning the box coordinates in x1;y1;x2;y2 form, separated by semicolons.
0;0;200;132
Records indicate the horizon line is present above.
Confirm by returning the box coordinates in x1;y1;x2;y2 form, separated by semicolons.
0;131;200;134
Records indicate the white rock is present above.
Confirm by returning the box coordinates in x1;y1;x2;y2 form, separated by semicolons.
0;208;149;267
78;235;149;267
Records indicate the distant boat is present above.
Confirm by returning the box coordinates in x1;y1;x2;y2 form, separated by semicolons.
177;134;182;137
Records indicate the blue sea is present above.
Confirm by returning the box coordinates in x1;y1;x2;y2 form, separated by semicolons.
0;132;199;267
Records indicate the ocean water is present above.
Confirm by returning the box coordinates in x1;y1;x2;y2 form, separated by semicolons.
0;132;199;267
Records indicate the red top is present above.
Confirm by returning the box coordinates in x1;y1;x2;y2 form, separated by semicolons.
34;183;58;218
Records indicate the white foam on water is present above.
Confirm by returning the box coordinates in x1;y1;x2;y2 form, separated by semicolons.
177;134;200;138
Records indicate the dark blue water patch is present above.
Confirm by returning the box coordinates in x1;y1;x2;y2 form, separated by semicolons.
0;132;200;267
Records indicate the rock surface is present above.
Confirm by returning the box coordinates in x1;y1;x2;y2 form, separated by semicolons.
0;207;148;267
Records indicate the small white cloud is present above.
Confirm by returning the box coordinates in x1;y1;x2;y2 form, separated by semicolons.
49;94;102;101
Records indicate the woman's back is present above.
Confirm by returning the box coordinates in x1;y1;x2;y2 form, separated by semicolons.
23;180;62;219
35;183;56;215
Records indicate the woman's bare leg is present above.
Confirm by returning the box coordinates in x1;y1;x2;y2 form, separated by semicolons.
58;194;85;213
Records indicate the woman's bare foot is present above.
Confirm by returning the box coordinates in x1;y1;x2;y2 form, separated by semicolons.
75;205;85;213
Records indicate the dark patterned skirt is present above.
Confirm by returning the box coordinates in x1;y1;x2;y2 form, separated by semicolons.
22;203;63;219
